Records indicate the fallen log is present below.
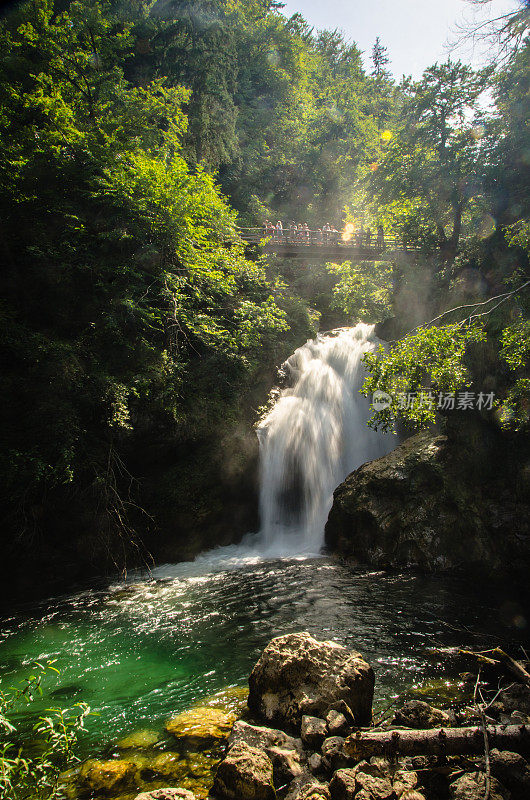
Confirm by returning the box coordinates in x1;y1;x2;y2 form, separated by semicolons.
489;648;530;689
344;724;530;761
458;648;530;688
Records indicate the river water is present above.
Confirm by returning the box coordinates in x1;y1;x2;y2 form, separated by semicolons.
0;554;527;758
0;325;528;791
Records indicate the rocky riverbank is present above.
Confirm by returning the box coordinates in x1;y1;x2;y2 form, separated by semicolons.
65;632;530;800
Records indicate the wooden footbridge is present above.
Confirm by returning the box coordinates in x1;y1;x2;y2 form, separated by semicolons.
237;228;418;259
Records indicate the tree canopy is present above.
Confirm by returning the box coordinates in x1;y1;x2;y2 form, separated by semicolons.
0;0;528;576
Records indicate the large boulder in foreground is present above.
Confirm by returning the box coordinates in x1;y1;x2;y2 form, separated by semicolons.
325;424;530;577
248;633;374;729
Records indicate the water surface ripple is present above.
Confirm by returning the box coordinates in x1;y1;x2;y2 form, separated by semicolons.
0;555;527;753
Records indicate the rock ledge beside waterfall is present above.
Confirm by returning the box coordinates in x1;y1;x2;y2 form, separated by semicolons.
324;420;530;578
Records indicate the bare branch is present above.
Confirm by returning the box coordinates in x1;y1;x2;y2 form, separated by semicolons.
448;1;529;65
395;280;530;341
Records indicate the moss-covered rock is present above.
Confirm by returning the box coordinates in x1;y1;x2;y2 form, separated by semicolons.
116;730;161;750
79;758;136;794
195;685;248;716
165;707;236;744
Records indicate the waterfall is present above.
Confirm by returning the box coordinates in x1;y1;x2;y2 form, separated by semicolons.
256;323;394;556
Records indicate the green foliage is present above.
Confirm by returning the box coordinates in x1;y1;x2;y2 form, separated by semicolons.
326;260;393;322
368;61;493;256
0;664;91;799
498;317;530;430
362;323;486;430
487;39;530;222
500;318;530;370
0;0;310;547
507;220;530;254
371;37;390;80
0;0;528;576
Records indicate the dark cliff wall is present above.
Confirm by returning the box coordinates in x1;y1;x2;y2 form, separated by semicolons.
325;414;530;580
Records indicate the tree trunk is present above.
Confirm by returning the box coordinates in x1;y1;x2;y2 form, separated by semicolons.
344;725;530;761
450;203;463;253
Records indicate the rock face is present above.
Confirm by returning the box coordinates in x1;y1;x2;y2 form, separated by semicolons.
329;768;356;799
248;633;374;729
325;424;530;576
267;745;304;784
212;741;276;800
326;710;348;736
301;716;328;749
489;749;530;800
229;720;303;753
320;737;347;773
291;781;331;800
329;762;419;800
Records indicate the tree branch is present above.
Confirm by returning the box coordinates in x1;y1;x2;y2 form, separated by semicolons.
396;280;530;341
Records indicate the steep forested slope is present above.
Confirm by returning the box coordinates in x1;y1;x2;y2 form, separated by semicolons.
0;0;528;598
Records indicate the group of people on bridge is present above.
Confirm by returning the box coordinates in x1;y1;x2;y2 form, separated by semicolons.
263;220;386;248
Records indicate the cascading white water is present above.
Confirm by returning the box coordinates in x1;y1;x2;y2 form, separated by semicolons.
136;323;394;579
256;323;394;556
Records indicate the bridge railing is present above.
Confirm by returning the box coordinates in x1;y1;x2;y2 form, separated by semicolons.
236;227;415;251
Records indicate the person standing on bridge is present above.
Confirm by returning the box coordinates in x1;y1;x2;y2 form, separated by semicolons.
323;222;331;244
275;220;283;242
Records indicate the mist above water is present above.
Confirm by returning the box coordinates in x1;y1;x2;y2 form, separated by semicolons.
141;324;394;578
255;323;394;557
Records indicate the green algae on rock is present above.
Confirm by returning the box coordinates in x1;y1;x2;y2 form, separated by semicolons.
79;759;137;794
165;707;236;743
117;730;162;750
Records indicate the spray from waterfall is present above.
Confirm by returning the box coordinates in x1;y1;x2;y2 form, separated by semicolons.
144;324;395;578
256;323;394;556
